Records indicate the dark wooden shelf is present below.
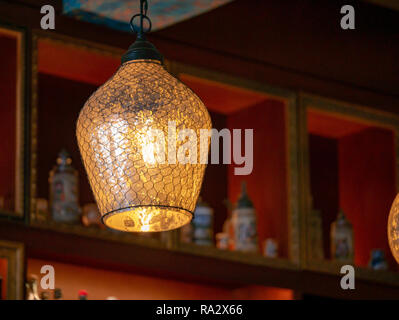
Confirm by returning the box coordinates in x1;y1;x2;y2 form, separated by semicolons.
1;218;399;299
306;259;399;288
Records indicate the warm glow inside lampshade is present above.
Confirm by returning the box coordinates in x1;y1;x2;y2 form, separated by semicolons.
76;60;212;232
388;193;399;263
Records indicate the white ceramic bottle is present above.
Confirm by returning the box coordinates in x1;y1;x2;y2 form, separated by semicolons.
231;182;258;253
330;209;354;262
49;149;81;223
192;197;214;246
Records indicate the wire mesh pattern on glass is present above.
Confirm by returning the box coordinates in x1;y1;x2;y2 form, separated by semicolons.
388;193;399;263
77;60;212;232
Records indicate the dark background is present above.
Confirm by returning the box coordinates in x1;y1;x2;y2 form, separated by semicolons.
0;0;397;112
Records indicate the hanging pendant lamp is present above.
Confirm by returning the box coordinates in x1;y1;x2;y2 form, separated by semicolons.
388;194;399;263
76;0;212;232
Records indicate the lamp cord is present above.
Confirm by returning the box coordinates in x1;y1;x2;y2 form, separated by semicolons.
130;0;152;39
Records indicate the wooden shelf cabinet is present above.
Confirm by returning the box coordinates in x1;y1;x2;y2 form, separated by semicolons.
0;26;398;300
301;94;399;286
1;219;399;299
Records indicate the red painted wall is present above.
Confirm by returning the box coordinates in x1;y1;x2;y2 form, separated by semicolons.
0;34;17;212
38;39;120;86
339;127;397;268
0;258;8;299
309;134;339;259
200;111;228;235
37;74;98;205
228;100;288;257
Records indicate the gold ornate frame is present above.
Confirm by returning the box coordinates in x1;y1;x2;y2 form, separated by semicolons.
0;25;25;218
168;61;301;266
0;240;24;300
299;93;399;285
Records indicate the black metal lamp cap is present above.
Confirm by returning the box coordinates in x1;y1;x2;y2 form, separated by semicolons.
121;37;164;65
122;0;163;64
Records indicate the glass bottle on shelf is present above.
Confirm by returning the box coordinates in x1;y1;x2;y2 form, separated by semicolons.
49;149;81;223
330;209;354;263
231;181;258;253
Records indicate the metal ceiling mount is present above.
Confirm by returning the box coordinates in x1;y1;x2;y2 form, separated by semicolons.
121;0;164;64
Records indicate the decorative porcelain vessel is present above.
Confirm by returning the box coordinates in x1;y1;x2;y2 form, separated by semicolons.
330;209;354;263
192;198;213;246
49;149;80;223
368;249;389;271
263;238;278;258
231;182;258;253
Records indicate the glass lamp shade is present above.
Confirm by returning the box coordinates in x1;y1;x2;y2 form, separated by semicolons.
76;60;212;232
388;193;399;263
